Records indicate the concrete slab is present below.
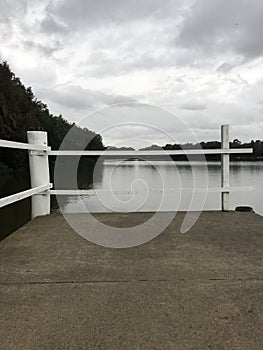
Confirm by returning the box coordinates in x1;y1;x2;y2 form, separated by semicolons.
0;211;262;349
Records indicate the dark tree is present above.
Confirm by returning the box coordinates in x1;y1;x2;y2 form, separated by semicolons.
0;62;104;173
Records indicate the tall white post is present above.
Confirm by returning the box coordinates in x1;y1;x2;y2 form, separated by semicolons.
27;131;50;219
221;125;230;211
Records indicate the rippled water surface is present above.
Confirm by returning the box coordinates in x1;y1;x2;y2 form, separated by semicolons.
1;161;262;239
60;161;263;215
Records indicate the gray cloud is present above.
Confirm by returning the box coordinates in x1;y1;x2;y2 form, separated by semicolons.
38;85;138;110
40;14;67;34
0;0;27;41
177;0;263;61
83;49;182;77
23;40;61;56
1;0;263;145
77;103;198;147
181;102;207;111
47;0;179;29
216;58;245;73
0;0;27;19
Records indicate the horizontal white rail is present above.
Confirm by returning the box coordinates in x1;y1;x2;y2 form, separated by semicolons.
0;184;52;209
51;186;253;196
0;126;255;215
48;148;253;156
0;139;253;156
0;139;50;152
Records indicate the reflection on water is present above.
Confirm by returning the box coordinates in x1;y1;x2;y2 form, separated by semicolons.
0;158;101;240
1;161;262;239
0;174;31;240
60;161;263;216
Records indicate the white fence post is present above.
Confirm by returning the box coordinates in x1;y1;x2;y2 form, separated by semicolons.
221;125;230;211
27;131;50;219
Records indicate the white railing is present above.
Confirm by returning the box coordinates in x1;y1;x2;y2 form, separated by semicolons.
0;125;253;218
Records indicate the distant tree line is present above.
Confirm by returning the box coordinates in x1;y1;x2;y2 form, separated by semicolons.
1;60;262;174
140;139;263;161
0;62;104;174
107;146;135;151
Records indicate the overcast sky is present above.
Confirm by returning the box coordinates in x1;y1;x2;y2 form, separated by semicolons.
1;0;263;148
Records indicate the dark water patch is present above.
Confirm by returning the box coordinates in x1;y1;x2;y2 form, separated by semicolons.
0;174;31;240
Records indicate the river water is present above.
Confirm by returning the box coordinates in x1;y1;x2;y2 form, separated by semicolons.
60;161;263;215
1;161;262;239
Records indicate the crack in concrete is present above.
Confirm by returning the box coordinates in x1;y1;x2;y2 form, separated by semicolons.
0;277;262;286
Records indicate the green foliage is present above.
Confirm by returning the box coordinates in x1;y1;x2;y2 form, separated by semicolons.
0;62;104;172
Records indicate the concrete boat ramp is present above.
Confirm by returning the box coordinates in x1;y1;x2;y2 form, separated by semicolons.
0;211;262;349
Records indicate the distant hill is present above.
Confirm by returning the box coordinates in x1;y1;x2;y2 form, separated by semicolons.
0;62;104;173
